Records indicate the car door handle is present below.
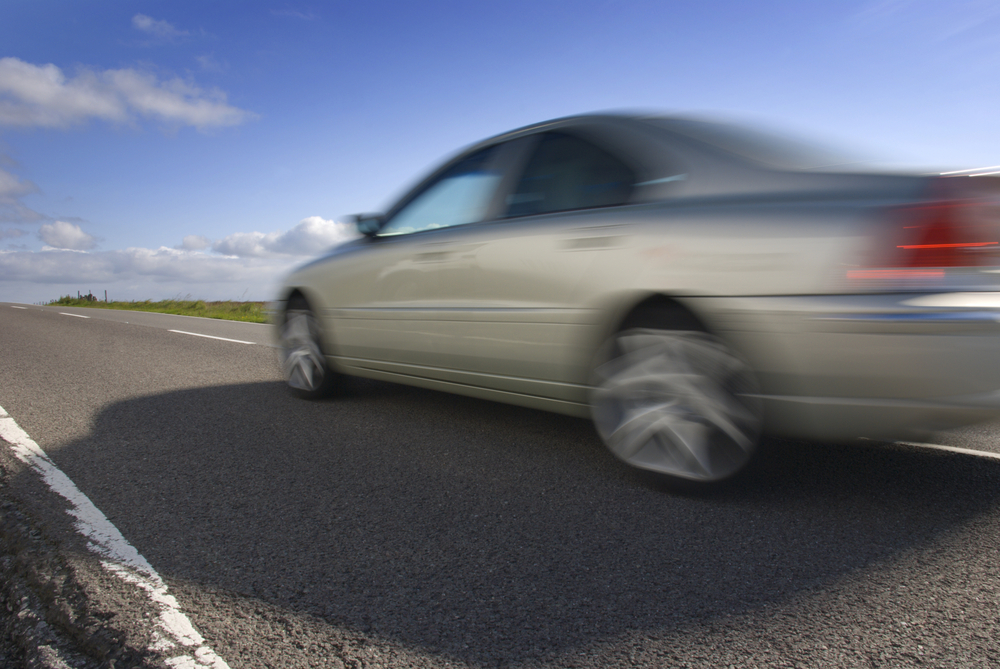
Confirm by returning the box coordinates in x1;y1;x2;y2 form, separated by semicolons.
562;225;626;250
415;251;452;263
415;241;455;263
414;241;487;263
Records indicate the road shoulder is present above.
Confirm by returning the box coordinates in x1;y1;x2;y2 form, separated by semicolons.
0;444;167;668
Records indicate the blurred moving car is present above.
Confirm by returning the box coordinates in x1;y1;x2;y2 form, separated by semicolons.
275;113;1000;487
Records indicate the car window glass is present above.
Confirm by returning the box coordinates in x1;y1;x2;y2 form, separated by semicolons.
379;147;501;236
505;133;635;217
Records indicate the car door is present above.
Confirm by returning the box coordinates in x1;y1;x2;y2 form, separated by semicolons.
321;142;516;369
381;131;640;402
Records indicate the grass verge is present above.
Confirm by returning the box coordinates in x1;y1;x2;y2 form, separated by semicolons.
47;296;269;323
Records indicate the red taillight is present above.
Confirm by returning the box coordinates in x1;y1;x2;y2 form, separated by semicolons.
888;200;997;268
854;177;1000;282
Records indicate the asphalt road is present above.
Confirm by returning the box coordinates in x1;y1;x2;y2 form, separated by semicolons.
2;302;1000;668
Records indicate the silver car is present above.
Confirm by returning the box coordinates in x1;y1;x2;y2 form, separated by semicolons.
275;114;1000;487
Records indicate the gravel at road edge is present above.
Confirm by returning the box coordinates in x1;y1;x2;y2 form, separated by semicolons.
0;453;161;669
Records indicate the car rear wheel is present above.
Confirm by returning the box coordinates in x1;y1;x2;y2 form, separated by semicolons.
590;325;763;485
279;298;336;399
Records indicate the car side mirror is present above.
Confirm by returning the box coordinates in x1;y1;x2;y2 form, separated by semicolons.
344;213;384;237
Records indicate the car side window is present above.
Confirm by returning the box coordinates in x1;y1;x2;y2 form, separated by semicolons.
379;146;502;236
504;133;635;218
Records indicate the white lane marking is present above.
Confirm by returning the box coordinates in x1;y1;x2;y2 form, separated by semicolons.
898;441;1000;461
168;330;254;345
0;405;230;669
60;312;90;319
11;306;27;309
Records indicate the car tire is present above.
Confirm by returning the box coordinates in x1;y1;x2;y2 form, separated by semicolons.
279;297;337;399
590;314;763;486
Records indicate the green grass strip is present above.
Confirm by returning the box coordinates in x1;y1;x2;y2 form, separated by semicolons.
47;296;269;323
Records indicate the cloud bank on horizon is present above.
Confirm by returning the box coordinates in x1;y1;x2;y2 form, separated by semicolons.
0;214;358;303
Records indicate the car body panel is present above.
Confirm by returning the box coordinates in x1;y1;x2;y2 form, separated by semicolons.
277;113;1000;450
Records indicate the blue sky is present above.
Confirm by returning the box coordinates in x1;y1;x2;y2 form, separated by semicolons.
1;0;999;303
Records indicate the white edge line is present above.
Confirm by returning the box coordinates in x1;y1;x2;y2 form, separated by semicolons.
168;330;255;345
897;440;1000;461
59;312;90;319
11;306;27;309
0;405;230;669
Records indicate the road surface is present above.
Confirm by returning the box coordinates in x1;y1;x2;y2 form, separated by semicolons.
2;302;1000;668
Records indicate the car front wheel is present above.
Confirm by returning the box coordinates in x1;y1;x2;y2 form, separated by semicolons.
279;298;336;399
590;327;763;485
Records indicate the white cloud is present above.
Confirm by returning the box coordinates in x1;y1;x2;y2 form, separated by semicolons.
1;247;263;283
39;221;96;250
196;54;227;73
0;57;254;130
0;217;359;303
212;216;358;258
1;228;26;240
0;164;44;221
179;234;211;250
0;246;302;302
0;166;37;201
132;14;190;41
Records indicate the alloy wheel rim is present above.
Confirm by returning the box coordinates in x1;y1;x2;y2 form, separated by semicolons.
280;309;326;392
591;329;762;481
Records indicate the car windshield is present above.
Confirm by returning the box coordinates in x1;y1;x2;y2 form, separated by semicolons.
642;117;865;171
379;147;501;236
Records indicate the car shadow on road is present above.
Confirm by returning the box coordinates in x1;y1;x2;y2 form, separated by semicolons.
44;376;1000;666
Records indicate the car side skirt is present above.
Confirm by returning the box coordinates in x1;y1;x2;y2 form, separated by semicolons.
332;355;594;418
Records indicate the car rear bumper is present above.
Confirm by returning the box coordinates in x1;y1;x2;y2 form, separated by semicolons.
690;292;1000;440
759;391;1000;441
